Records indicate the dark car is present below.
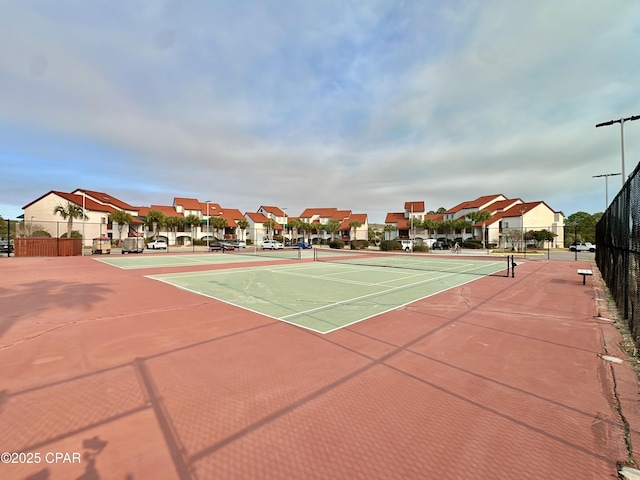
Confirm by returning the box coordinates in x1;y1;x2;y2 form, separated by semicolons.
209;241;237;252
431;241;444;250
0;241;14;254
292;242;312;249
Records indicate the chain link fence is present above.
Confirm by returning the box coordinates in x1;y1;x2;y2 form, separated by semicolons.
596;161;640;346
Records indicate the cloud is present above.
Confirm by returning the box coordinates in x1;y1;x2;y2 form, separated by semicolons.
1;0;639;221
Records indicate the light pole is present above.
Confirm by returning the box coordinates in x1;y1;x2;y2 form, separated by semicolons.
596;114;640;186
517;206;527;256
592;173;621;210
205;200;211;249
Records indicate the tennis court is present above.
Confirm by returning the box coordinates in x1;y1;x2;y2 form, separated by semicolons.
95;247;308;269
149;252;510;333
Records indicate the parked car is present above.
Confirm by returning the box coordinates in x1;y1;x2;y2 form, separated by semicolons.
0;241;14;254
292;242;312;249
261;240;284;250
569;242;596;252
147;240;168;249
209;241;237;252
431;241;444;250
232;240;247;249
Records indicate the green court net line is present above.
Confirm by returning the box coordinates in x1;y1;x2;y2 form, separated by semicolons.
314;248;510;277
232;246;302;260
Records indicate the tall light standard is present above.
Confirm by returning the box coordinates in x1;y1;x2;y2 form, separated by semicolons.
205;200;212;249
596;114;640;186
592;173;621;210
517;205;527;256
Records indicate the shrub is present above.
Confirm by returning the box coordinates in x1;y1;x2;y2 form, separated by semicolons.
61;230;82;239
462;239;483;249
350;239;369;250
413;243;429;252
329;240;345;249
380;240;402;251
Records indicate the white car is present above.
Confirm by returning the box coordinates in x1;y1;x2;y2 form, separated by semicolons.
569;242;596;253
147;240;168;249
261;240;284;250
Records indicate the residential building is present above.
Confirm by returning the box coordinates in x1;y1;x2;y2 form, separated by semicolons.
298;208;368;244
245;212;282;243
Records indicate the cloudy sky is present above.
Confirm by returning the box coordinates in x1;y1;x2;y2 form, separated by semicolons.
1;0;639;223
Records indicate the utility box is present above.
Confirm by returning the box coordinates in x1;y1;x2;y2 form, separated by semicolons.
92;237;111;254
122;237;145;254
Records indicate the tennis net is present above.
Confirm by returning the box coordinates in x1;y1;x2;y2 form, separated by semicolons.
225;246;302;260
314;248;510;277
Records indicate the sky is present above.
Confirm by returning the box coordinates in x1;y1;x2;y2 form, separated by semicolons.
1;0;640;224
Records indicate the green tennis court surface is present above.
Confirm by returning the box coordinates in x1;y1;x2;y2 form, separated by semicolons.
95;249;307;269
148;257;508;333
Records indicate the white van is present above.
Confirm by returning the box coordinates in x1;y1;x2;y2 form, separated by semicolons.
399;240;413;252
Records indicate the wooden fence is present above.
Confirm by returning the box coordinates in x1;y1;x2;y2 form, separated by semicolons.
14;238;82;257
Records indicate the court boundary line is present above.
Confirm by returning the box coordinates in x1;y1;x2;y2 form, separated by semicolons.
147;259;508;334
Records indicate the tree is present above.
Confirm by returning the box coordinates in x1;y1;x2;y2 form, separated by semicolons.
263;219;276;240
237;219;249;242
325;219;341;242
165;216;184;245
503;228;523;251
565;211;600;245
146;210;166;240
210;216;228;240
466;210;493;248
299;221;312;244
53;202;88;239
185;214;201;243
383;224;396;241
288;219;302;243
349;220;362;241
526;229;556;248
409;217;422;239
422;219;438;240
108;210;133;246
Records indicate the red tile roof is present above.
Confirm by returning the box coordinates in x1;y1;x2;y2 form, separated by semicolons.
299;207;338;218
174;197;203;211
245;212;282;230
404;201;425;212
339;213;367;230
138;205;183;218
385;212;409;229
199;202;223;215
24;191;115;213
73;189;137;211
260;206;287;217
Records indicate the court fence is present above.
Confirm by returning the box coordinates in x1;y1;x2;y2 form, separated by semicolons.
596;161;640;346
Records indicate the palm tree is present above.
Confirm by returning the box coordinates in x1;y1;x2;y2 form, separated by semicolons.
146;210;166;240
383;224;395;241
409;217;422;240
108;210;133;246
349;220;362;241
325;219;341;242
288;219;302;243
298;221;311;244
53;202;88;239
185;214;201;244
422;219;438;240
165;216;184;245
263;219;276;240
466;210;493;248
210;216;228;241
237;219;249;242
